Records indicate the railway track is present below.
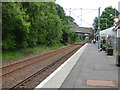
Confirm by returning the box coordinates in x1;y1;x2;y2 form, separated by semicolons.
1;45;74;77
2;41;87;89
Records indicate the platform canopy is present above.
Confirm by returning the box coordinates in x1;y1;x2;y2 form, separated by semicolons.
100;26;116;39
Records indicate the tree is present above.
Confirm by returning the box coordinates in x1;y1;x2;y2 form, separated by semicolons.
93;6;119;31
22;2;48;46
2;2;79;50
56;4;78;45
2;2;30;50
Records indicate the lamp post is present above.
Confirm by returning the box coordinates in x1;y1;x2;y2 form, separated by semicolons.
98;7;100;49
93;22;96;39
114;8;117;52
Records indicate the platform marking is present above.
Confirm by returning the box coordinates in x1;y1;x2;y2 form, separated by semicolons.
35;43;88;89
86;80;117;87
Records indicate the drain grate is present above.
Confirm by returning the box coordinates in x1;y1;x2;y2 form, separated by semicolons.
86;80;117;87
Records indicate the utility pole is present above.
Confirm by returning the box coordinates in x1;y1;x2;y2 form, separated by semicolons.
69;8;71;17
98;7;100;49
69;8;71;22
114;8;117;52
115;8;116;18
93;22;96;39
80;8;82;25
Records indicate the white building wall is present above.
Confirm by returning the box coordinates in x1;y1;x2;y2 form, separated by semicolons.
117;1;120;53
117;29;120;37
118;1;120;38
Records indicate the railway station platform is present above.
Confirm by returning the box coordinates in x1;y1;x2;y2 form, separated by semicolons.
35;43;118;89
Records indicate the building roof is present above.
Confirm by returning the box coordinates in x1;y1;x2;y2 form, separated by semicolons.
100;26;115;37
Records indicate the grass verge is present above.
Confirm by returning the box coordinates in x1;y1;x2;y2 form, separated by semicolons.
2;44;64;61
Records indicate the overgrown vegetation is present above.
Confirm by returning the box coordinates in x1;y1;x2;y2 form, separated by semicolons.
2;44;63;60
2;2;82;60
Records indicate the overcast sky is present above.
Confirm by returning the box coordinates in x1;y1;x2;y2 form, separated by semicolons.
55;0;120;28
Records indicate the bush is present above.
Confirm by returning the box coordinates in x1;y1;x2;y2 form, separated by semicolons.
117;53;120;56
106;45;113;49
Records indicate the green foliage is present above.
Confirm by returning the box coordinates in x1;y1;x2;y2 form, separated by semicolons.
2;44;64;61
102;36;105;39
52;44;63;50
93;6;119;31
100;42;103;44
2;2;63;49
2;50;25;60
56;4;66;20
117;53;120;56
60;26;78;45
56;4;78;45
78;34;84;41
103;43;107;46
85;37;89;41
2;2;30;50
106;45;113;49
2;2;80;59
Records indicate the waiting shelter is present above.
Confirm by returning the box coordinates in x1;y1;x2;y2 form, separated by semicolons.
100;26;116;46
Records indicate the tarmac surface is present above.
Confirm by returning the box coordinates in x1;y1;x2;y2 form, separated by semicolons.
61;43;118;88
35;43;118;89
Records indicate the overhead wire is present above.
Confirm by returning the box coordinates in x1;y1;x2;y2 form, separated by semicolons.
65;8;98;11
70;11;92;26
64;8;98;27
65;8;98;16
